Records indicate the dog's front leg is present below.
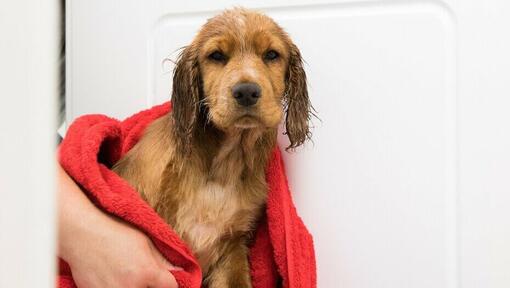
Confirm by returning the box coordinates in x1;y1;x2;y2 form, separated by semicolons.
205;237;252;288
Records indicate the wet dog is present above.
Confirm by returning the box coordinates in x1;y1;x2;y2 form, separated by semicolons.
113;8;312;287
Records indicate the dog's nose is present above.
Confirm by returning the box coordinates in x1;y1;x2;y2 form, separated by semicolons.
232;82;261;107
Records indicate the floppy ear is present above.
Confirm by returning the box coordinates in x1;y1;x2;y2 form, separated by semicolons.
284;43;312;150
171;45;202;153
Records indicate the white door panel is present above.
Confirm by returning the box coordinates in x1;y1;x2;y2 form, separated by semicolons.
278;4;455;288
67;0;510;287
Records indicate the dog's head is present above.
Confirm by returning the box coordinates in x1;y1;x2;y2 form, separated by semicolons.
171;8;312;151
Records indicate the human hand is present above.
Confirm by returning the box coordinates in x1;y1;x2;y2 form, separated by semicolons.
57;164;180;288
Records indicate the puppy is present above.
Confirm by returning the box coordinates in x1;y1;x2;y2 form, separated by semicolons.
113;8;312;287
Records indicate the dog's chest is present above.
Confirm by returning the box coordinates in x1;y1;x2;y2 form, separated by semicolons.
173;181;253;260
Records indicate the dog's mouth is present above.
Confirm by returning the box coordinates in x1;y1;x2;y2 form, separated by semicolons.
234;115;260;129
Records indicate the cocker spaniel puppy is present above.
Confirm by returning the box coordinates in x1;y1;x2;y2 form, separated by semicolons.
113;7;312;287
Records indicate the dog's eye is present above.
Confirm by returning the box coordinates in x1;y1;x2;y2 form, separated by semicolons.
264;50;280;61
208;51;227;62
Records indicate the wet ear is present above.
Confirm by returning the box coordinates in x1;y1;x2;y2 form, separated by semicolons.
171;46;202;153
284;43;312;150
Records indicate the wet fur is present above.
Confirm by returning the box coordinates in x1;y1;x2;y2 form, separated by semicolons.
113;8;311;287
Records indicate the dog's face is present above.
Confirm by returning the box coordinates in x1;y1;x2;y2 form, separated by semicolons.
172;8;312;151
199;17;288;131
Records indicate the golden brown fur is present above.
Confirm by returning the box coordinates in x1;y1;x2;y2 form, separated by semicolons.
113;8;312;287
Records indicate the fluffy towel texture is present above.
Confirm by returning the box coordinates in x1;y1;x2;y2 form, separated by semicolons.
57;102;316;288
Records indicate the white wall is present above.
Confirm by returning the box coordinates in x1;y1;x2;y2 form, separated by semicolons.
64;0;510;287
0;1;58;287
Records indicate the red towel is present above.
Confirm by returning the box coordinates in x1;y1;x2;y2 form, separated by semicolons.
57;102;316;288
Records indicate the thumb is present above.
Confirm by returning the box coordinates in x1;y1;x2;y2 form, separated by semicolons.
148;241;183;271
152;249;183;272
155;253;183;272
151;268;179;288
151;245;183;271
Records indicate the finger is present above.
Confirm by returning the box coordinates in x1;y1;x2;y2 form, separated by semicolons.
148;240;183;271
150;269;179;288
157;255;183;271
